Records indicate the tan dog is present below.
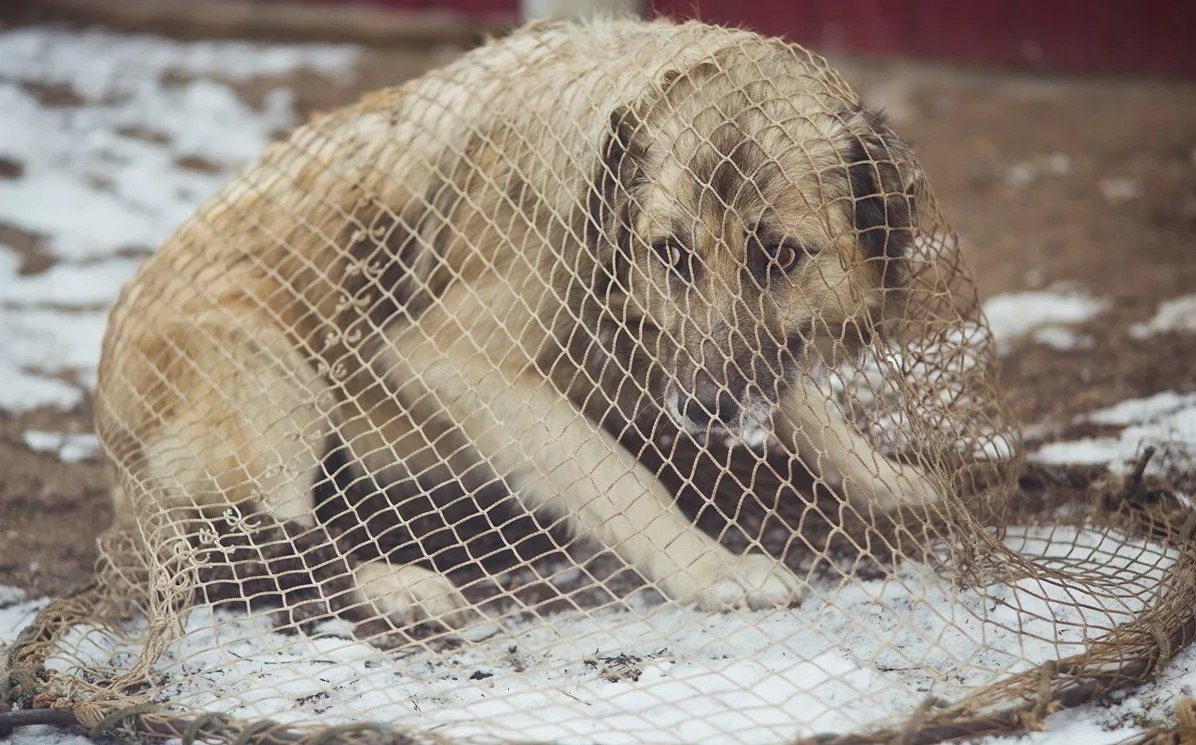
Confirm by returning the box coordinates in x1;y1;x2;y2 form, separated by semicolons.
97;18;940;625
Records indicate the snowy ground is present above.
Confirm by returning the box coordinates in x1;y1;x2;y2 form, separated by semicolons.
0;519;1190;745
0;27;358;412
2;515;1194;744
2;23;1195;745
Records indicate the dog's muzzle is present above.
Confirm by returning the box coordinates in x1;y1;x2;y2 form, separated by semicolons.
664;387;774;448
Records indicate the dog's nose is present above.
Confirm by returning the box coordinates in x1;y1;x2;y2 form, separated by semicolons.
682;390;740;428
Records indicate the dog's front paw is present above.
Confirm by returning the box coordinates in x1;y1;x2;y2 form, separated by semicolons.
352;562;475;628
841;460;943;513
662;552;804;611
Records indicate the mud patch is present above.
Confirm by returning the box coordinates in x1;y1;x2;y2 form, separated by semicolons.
0;221;54;275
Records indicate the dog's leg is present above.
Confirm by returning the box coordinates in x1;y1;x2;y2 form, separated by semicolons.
775;377;942;512
108;312;470;627
379;297;804;610
334;366;498;517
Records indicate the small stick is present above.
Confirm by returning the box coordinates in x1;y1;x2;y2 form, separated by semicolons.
1123;445;1157;502
0;707;83;732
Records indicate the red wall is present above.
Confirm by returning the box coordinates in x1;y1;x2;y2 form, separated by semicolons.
652;0;1196;78
321;0;516;24
328;0;1196;78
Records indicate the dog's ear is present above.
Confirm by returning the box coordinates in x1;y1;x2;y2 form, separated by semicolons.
843;109;921;280
584;61;716;251
585;105;646;264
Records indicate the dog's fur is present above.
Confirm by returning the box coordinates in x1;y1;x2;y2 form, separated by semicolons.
97;18;940;623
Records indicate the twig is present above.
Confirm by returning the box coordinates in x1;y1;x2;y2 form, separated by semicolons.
0;707;82;731
1124;445;1158;502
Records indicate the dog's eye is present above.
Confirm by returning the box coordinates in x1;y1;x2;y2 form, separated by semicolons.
651;239;687;272
762;241;802;273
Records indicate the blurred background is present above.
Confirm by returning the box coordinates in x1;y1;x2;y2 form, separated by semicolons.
1;0;1194;607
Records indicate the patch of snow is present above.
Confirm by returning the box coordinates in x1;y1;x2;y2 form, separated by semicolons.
1031;326;1093;351
1034;438;1129;467
1;308;110;400
0;245;113;410
0;28;358;413
1088;391;1196;426
1003;153;1071;190
4;309;110;375
1129;294;1196;338
2;726;98;745
982;291;1107;353
0;28;359;94
0;250;143;307
0;585;28;605
23;430;102;463
1033;391;1196;476
0;36;340;261
0;360;83;412
1098;176;1141;202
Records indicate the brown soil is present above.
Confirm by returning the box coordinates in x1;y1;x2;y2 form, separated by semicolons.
1;32;1194;600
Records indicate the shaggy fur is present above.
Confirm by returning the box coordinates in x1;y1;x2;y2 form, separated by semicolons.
97;18;940;624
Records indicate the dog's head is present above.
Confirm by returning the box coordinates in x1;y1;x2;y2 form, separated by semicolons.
585;46;922;441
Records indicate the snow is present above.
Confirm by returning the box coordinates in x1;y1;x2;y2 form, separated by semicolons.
2;727;96;745
1;523;1185;745
22;430;102;463
1129;293;1196;338
0;251;144;306
981;291;1107;353
1097;176;1142;203
0;29;354;263
1087;391;1196;426
1033;391;1196;476
0;27;358;412
1031;326;1094;351
1003;152;1071;190
0;364;83;414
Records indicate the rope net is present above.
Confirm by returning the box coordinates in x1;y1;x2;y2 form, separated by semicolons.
8;17;1194;745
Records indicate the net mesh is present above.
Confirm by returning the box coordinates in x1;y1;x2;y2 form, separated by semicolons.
7;17;1194;745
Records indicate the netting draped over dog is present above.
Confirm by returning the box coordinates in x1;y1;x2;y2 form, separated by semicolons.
7;18;1194;745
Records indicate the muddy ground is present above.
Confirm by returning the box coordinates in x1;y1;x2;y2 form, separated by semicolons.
1;23;1194;599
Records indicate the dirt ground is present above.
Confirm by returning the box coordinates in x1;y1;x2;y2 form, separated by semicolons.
1;24;1194;599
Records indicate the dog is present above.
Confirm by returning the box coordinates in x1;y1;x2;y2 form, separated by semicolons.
96;18;941;626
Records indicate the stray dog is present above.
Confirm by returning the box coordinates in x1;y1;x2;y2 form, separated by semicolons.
97;18;941;625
